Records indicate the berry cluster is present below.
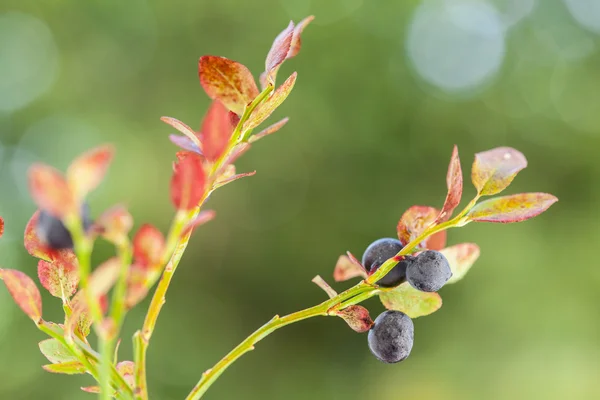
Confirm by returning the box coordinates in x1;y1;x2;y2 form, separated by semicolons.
362;238;452;363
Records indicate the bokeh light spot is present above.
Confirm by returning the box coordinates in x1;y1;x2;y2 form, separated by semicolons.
564;0;600;34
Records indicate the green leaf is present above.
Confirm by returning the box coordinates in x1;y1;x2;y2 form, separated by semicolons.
471;147;527;196
379;283;442;318
43;361;87;375
244;72;297;130
440;243;480;284
39;338;78;364
466;193;558;223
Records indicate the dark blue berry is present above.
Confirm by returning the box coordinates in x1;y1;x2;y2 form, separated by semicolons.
368;310;414;363
362;238;412;288
36;204;92;250
406;250;452;292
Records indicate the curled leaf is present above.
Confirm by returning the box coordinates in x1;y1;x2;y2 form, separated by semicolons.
67;144;114;201
334;305;374;333
43;361;87;375
472;147;527;196
441;243;481;284
162;117;202;152
171;152;207;211
311;275;338;298
379;282;442;318
28;164;75;219
199;56;259;115
436;145;463;223
333;253;367;282
265;21;294;85
133;224;165;267
39;338;78;364
249;117;289;143
38;259;79;299
201;100;234;162
397;206;447;250
244;72;297;130
0;269;43;322
287;16;315;59
95;205;134;244
466;193;558;223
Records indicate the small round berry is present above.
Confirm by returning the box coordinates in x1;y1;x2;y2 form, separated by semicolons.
368;310;414;363
406;250;452;292
36;204;92;250
362;238;411;287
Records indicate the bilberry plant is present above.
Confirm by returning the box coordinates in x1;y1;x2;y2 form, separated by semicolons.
0;17;558;400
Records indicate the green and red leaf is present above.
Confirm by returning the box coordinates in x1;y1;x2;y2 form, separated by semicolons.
249;118;289;143
334;305;374;333
116;361;135;387
466;193;558;223
171;152;207;211
38;259;79;299
436;145;462;223
265;21;294;85
133;224;165;267
67;145;114;202
397;206;447;250
333;252;367;282
0;269;42;321
311;275;338;298
28;164;75;219
244;72;297;130
39;338;78;364
43;361;87;375
440;243;480;284
472;147;527;196
95;205;134;244
181;210;216;237
198;56;259;115
81;386;100;394
379;282;442;318
201;100;234;162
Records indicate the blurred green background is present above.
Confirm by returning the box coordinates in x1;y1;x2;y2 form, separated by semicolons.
1;0;599;399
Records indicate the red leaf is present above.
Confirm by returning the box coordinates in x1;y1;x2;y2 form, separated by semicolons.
249;117;289;143
265;21;294;86
38;259;79;299
441;243;481;284
201;100;234;162
466;193;558;223
162;116;202;153
125;263;151;309
333;253;367;282
198;56;259;115
94;205;134;244
334;305;374;333
397;206;447;250
472;147;527;196
133;224;165;267
311;275;338;298
171;152;207;211
0;269;42;321
287;16;315;59
244;72;297;130
0;216;4;238
28;164;75;219
181;210;216;237
436;145;463;223
67;144;114;201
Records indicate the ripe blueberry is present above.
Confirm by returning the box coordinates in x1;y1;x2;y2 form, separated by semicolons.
362;238;412;287
36;204;92;250
368;310;414;363
406;250;452;292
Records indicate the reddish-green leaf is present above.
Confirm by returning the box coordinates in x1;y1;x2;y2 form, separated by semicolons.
287;16;315;59
181;210;216;237
171;152;207;211
333;253;367;282
162;116;202;152
467;193;558;223
472;147;527;196
43;361;87;375
0;216;4;238
249;118;289;144
379;282;442;318
265;21;294;85
441;243;480;284
244;72;297;130
38;259;79;299
0;269;42;321
311;275;338;298
28;164;75;218
67;145;114;201
125;263;151;309
198;56;259;115
201;100;234;161
39;338;78;364
81;386;100;394
116;361;135;387
397;206;447;250
436;145;463;223
95;205;134;244
334;305;374;333
133;224;165;267
214;170;256;189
